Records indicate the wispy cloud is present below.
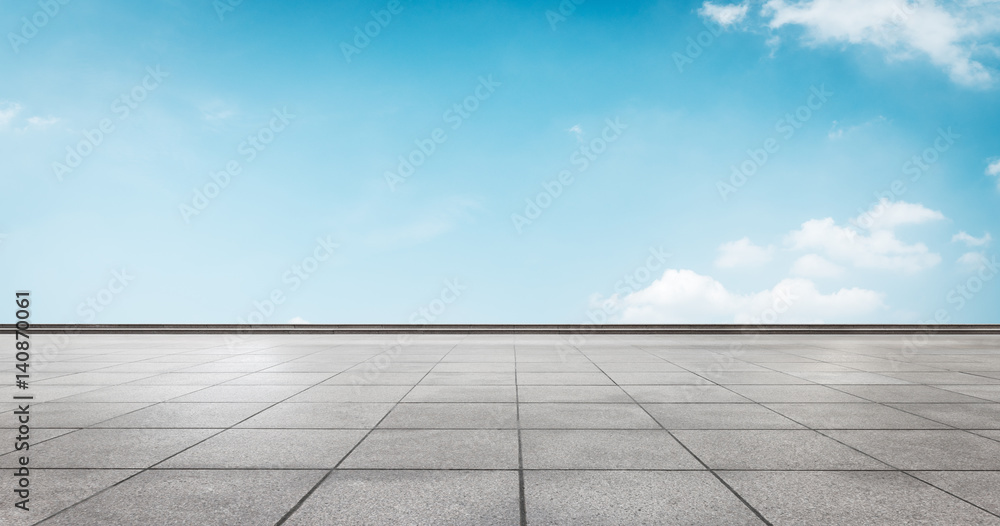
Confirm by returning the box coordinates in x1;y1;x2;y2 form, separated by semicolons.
699;2;750;27
716;0;1000;87
952;231;992;247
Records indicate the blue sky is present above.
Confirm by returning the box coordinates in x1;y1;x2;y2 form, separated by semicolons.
2;0;999;324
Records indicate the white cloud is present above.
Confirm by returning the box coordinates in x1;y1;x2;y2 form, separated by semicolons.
827;115;888;140
568;124;584;142
958;251;990;271
611;269;884;323
786;200;945;273
790;253;845;278
0;101;23;128
715;237;774;268
287;317;310;324
762;0;999;87
699;2;750;27
952;231;992;247
17;115;59;133
988;159;1000;187
853;198;945;231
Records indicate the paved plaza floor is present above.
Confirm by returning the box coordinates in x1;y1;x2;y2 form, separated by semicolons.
2;331;1000;525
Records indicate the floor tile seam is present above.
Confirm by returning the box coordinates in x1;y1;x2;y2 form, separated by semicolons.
513;334;528;526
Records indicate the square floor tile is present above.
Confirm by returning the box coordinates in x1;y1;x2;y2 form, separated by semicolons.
0;403;153;429
38;469;325;526
725;384;866;403
0;428;218;468
518;386;632;403
622;385;748;403
835;385;990;403
908;471;1000;516
285;385;413;403
92;402;271;428
825;430;1000;469
339;429;519;469
720;471;1000;526
517;373;613;385
524;471;762;525
402;385;517;402
157;429;367;469
519;403;660;429
237;402;393;429
522;430;702;469
886;403;1000;429
763;403;949;429
283;470;519;525
0;469;137;526
170;385;306;403
645;403;804;429
672;430;889;470
379;403;517;429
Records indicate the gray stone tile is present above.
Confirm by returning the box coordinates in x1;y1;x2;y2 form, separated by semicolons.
519;403;660;429
518;385;632;403
340;429;519;469
725;384;867;403
93;402;271;428
515;363;600;372
419;372;516;385
763;403;949;429
285;385;413;403
221;372;334;385
672;430;890;470
170;385;306;402
786;371;911;384
35;372;159;385
908;471;1000;515
432;362;515;373
37;469;325;526
127;372;246;385
0;402;153;429
881;372;1000;384
972;430;1000;441
699;371;812;384
379;403;517;429
720;471;1000;526
645;403;804;429
522;430;702;469
887;403;1000;429
47;385;205;403
517;372;613;385
0;428;218;468
605;371;707;385
826;430;1000;469
524;471;763;525
622;384;748;403
157;429;367;468
0;428;76;454
834;384;991;403
323;372;426;385
284;470;520;525
934;385;1000;402
237;402;393;429
403;385;517;402
0;469;138;526
597;362;685;372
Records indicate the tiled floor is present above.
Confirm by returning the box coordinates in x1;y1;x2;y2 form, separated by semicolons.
2;331;1000;525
